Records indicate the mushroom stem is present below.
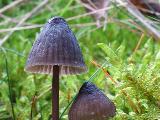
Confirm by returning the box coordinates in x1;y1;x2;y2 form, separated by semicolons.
52;65;59;120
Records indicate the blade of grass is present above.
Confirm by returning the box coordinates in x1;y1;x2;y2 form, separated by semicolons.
1;47;24;57
60;0;74;16
0;24;43;33
0;47;16;120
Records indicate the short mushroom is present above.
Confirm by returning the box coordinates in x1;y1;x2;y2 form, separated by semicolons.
69;81;116;120
25;16;87;120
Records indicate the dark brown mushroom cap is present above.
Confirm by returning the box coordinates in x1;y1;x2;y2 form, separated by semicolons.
25;16;87;75
69;82;116;120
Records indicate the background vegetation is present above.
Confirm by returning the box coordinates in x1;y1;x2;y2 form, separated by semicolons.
0;0;160;120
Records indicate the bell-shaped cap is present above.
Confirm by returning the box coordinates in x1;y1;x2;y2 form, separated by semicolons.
25;16;87;75
69;82;116;120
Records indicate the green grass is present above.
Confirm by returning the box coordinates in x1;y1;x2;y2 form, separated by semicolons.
0;0;160;120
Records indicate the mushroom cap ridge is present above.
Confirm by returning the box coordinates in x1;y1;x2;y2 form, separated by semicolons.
25;16;87;75
69;82;116;120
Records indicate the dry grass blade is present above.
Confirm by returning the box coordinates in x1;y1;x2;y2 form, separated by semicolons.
0;0;49;47
110;18;142;34
0;18;143;33
91;60;117;84
0;24;43;33
66;2;127;21
79;0;110;27
0;0;25;14
78;0;95;11
0;14;32;26
133;33;145;52
121;89;140;113
0;22;107;33
116;0;160;40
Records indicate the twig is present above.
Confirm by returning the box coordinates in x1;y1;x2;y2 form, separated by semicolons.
0;0;49;47
0;0;24;14
116;0;160;40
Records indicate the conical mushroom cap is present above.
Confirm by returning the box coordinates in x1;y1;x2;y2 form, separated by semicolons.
25;17;87;75
69;82;116;120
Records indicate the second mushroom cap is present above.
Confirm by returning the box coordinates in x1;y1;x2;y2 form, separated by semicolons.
69;81;116;120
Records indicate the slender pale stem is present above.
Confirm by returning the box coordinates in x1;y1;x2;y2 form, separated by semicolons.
52;65;59;120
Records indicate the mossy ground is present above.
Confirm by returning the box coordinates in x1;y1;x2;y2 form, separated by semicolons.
0;0;160;120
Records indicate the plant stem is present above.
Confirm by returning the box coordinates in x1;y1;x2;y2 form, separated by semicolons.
52;65;59;120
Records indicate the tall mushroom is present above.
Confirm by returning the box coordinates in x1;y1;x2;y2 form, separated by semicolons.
25;16;87;120
69;81;116;120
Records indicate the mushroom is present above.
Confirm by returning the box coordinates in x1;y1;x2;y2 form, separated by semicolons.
25;16;87;120
69;81;116;120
